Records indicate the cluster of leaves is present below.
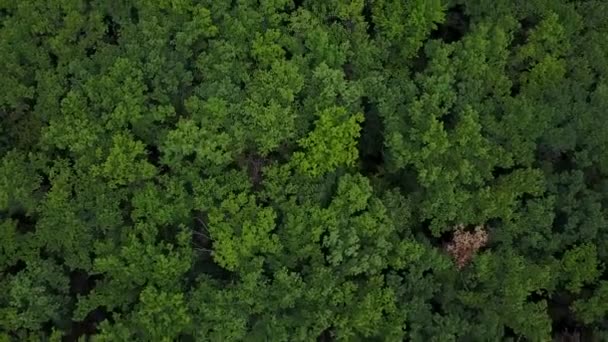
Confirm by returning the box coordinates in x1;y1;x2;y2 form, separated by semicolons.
1;0;608;340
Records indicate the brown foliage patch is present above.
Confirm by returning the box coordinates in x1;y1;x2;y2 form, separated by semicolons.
445;224;488;269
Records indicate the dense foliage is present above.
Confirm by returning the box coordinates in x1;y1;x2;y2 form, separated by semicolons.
1;0;608;340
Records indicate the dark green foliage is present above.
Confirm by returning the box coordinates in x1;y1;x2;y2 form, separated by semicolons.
1;0;608;340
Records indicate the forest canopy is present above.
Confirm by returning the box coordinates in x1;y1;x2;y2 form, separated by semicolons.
1;0;608;340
